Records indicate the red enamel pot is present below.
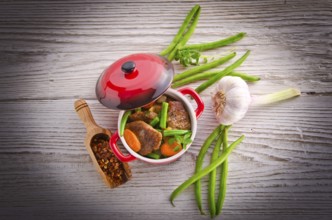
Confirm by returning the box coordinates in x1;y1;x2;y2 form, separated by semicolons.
95;53;204;164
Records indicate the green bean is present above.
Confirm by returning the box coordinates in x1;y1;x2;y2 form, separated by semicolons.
208;132;224;218
180;32;246;52
146;152;161;160
172;71;218;88
163;129;191;137
170;135;245;206
173;52;236;82
194;125;223;214
159;102;169;129
160;5;200;56
149;117;160;127
120;111;131;136
216;125;231;215
195;50;250;94
167;6;201;61
229;71;260;82
172;70;257;88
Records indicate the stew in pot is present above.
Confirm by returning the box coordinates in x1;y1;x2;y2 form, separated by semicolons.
121;95;192;159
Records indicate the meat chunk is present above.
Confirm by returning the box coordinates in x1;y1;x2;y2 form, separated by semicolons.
125;121;162;155
129;111;158;123
167;101;191;130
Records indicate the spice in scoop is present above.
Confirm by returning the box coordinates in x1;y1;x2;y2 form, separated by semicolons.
91;134;131;187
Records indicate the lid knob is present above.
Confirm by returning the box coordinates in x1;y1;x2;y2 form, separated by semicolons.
121;61;136;74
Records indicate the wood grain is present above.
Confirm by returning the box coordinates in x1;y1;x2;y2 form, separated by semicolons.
0;0;331;219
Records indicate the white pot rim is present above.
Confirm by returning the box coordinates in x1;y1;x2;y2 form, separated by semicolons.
117;88;199;164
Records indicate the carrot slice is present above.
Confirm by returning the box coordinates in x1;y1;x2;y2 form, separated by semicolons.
124;129;141;152
161;141;182;157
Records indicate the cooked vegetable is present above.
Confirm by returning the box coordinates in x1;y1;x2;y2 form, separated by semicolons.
195;50;251;94
208;132;224;217
212;76;301;125
180;32;246;52
122;96;191;159
149;116;160;127
146;152;161;160
120;111;131;136
163;129;191;137
173;52;236;82
216;125;231;215
160;5;200;56
170;135;245;206
168;132;192;150
160;102;169;129
194;125;223;214
161;141;182;157
126;121;162;155
123;129;141;152
180;132;192;150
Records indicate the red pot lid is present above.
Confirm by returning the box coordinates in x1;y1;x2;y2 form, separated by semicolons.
96;53;174;110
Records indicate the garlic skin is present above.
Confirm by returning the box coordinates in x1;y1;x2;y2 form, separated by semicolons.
212;76;251;125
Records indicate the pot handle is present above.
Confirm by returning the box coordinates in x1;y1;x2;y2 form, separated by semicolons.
110;131;136;163
178;87;204;119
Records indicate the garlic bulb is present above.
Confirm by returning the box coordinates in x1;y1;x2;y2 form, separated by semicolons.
212;76;251;125
212;76;301;125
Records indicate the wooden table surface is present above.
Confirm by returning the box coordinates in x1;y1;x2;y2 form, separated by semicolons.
1;0;331;219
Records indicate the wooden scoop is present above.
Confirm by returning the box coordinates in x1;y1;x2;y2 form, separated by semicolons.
74;99;131;188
